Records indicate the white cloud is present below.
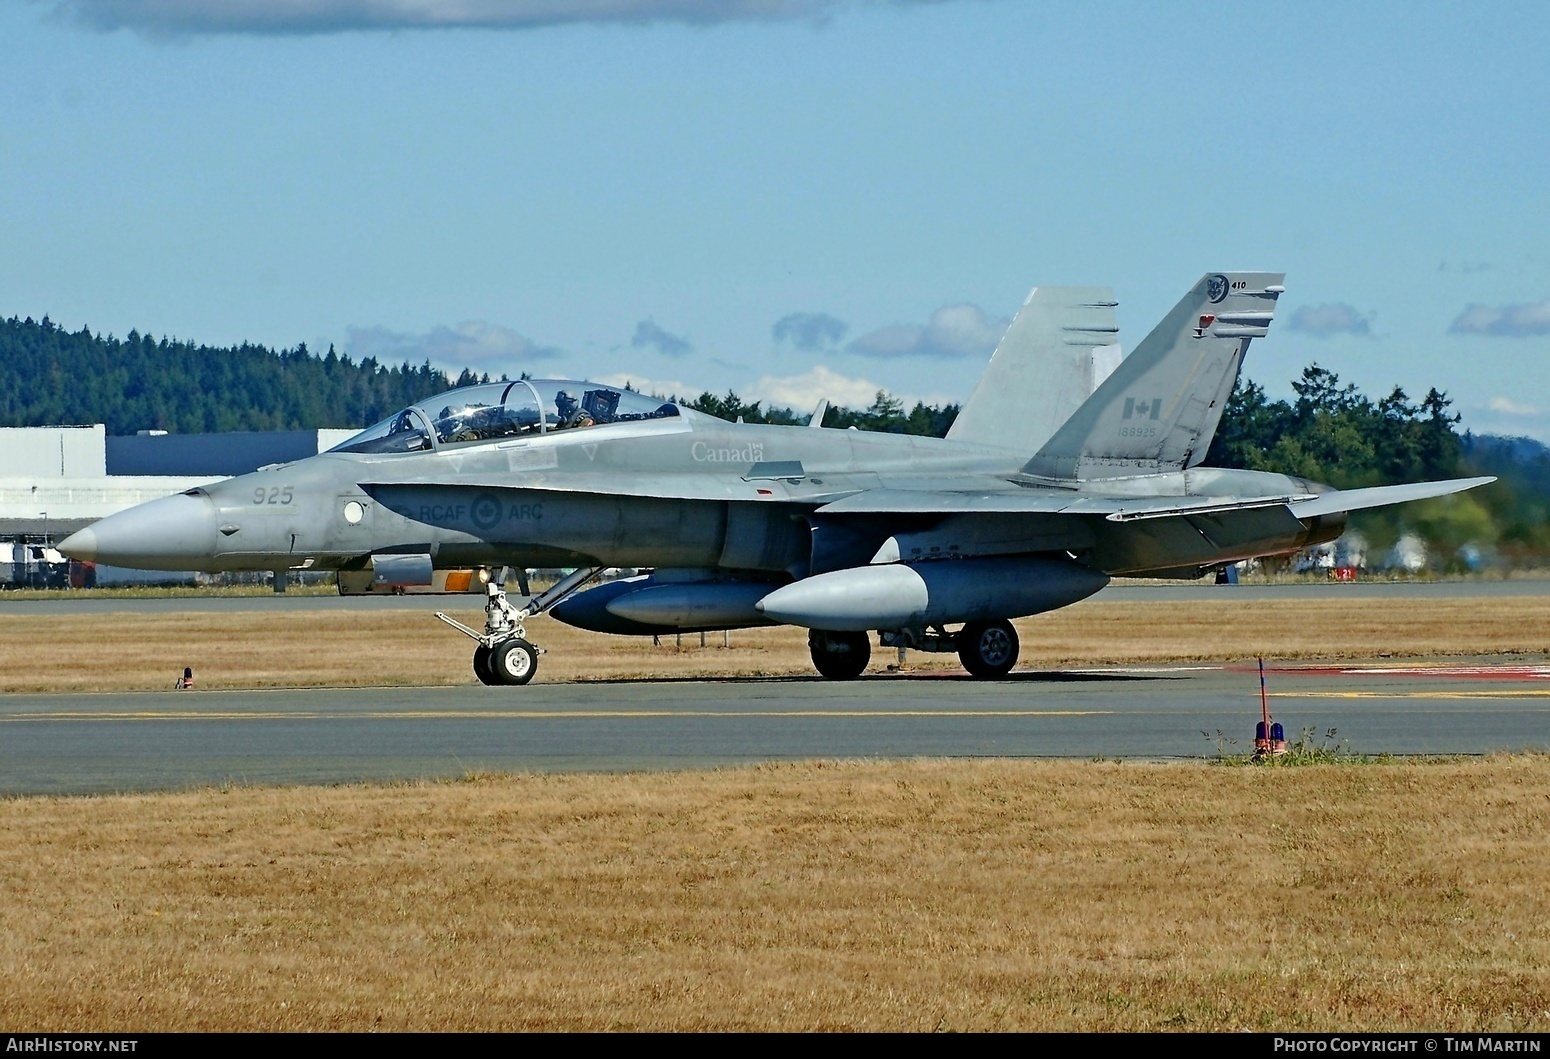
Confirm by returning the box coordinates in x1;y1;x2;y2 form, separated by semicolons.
849;302;1009;359
747;365;884;409
45;0;863;36
1488;396;1539;416
1450;299;1550;337
344;320;561;377
1287;303;1373;338
594;372;690;400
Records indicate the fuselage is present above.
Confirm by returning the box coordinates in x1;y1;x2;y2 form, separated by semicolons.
59;382;1341;580
58;410;1023;572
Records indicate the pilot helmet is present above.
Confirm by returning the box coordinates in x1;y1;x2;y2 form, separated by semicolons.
555;390;577;416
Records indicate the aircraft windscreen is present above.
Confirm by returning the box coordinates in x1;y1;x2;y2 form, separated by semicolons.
328;409;433;454
425;381;544;446
329;379;678;454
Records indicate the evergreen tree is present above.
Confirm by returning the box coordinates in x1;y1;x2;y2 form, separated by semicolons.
0;315;452;434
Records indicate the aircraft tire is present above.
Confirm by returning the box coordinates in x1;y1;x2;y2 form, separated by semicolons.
957;620;1019;678
491;639;539;686
473;645;499;686
808;629;871;680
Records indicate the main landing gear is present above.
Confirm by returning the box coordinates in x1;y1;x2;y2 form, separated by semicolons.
955;619;1020;678
808;629;872;681
437;566;604;686
866;619;1022;680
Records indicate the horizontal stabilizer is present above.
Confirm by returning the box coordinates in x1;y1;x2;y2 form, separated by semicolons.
1288;477;1496;518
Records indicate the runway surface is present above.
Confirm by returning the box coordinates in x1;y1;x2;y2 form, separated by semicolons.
1;577;1546;615
3;661;1547;795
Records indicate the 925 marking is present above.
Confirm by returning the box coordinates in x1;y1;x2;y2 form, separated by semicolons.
253;486;294;505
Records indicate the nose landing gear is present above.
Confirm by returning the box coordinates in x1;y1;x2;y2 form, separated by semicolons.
473;644;496;684
438;566;604;686
487;638;539;684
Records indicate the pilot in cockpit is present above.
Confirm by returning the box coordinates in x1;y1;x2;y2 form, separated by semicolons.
554;391;594;430
391;411;428;449
438;403;499;443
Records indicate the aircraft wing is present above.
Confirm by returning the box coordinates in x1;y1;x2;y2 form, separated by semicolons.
359;472;856;505
813;476;1494;521
814;489;1311;518
363;473;1494;521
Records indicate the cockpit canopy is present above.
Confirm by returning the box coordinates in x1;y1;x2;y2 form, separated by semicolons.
329;379;680;455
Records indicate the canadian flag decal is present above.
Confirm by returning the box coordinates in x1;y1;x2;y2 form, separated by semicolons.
1193;313;1216;338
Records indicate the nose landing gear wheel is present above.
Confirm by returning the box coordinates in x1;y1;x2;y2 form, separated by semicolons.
809;630;871;680
957;620;1019;678
490;638;539;685
473;644;498;686
437;566;603;689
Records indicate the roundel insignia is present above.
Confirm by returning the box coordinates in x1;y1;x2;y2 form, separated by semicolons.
1207;274;1230;303
471;493;503;532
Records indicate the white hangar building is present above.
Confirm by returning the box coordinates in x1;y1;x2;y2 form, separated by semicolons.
0;425;356;538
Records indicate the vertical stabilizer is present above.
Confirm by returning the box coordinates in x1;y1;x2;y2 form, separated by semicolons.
946;286;1119;453
1022;272;1284;480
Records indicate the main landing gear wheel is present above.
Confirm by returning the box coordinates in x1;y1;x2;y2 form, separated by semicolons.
489;639;539;685
957;620;1019;678
473;644;498;686
809;629;871;681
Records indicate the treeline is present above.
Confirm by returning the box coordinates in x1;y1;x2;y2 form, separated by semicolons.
1206;364;1548;565
1205;365;1463;487
0;316;446;435
1457;433;1550;561
0;315;965;438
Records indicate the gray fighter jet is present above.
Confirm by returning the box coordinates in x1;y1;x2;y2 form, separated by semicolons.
60;273;1492;685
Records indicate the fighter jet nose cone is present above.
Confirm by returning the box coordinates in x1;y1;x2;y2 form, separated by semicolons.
58;527;98;561
69;492;219;570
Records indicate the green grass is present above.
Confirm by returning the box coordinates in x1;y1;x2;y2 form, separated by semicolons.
1203;726;1417;766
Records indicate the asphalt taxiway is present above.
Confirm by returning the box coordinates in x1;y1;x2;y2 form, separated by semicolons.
3;661;1547;795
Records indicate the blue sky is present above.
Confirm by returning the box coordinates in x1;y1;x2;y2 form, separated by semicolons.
3;0;1548;436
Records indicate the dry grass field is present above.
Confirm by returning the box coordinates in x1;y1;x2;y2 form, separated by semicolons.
4;592;1547;1030
1;593;1547;692
2;756;1548;1031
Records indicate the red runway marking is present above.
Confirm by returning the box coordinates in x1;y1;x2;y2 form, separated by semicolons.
1228;664;1550;681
